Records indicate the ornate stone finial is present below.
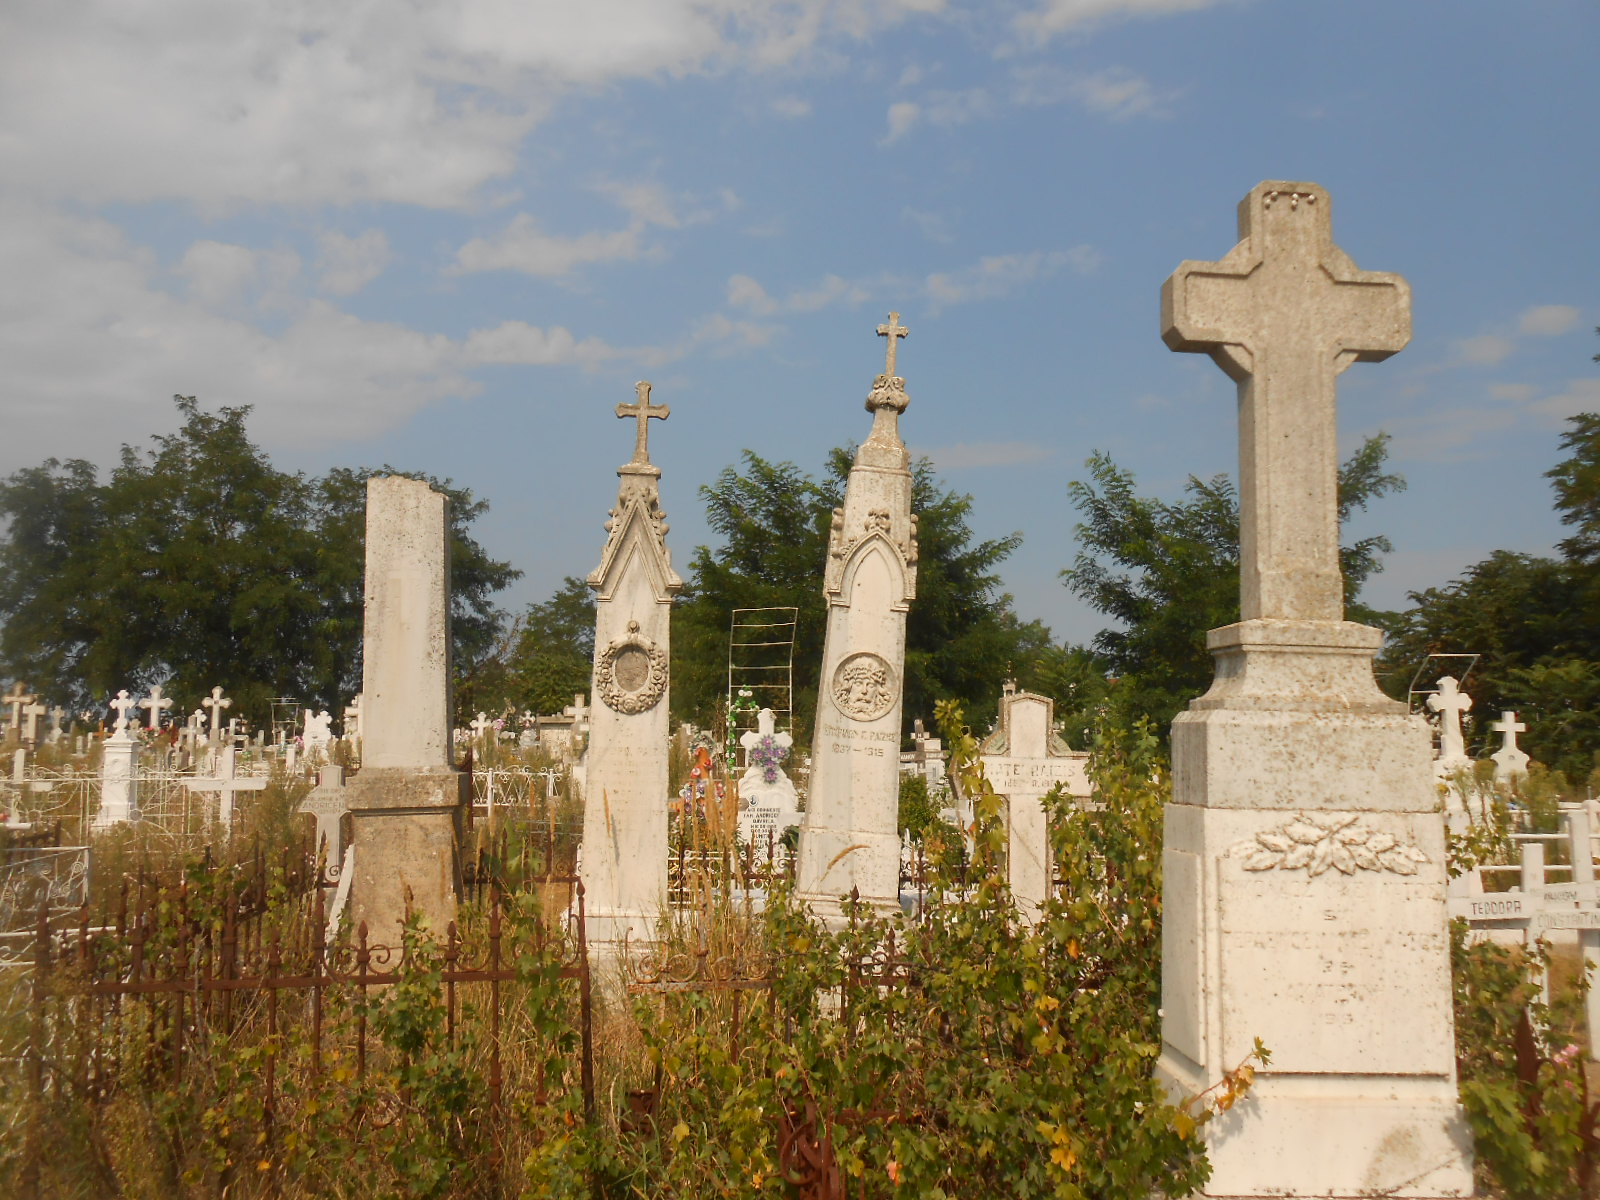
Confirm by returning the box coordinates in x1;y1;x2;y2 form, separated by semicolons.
616;380;669;468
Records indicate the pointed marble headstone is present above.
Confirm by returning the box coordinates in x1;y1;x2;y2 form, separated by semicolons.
1155;182;1469;1197
341;476;469;942
580;381;683;942
978;684;1089;922
796;314;919;913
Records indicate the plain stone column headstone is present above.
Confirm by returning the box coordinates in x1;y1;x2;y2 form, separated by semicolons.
1155;181;1470;1197
797;314;919;915
581;381;684;944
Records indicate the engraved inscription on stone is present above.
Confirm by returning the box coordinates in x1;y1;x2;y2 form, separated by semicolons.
831;652;896;723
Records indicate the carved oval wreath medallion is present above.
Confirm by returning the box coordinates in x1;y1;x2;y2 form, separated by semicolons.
831;651;897;723
597;621;668;714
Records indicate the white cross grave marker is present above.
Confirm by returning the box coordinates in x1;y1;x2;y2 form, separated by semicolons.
108;689;137;735
1491;709;1530;784
470;712;495;743
1427;675;1473;765
202;686;232;738
1163;184;1410;622
21;699;47;745
47;706;65;744
139;685;173;731
4;682;34;735
183;744;268;826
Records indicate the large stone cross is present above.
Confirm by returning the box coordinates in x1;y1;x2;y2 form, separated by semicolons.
1162;182;1410;623
108;689;137;733
4;681;34;733
616;380;668;467
140;685;173;731
1427;675;1473;761
202;686;232;738
877;311;909;377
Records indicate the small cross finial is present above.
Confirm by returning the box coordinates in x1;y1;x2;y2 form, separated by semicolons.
877;312;909;377
615;380;669;466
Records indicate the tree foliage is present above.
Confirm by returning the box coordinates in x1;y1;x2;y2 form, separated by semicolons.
0;396;516;723
671;447;1031;740
492;576;597;718
1062;434;1405;729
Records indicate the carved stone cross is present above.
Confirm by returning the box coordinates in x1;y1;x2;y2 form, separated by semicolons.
615;380;668;467
1162;182;1410;623
4;681;33;733
109;689;137;733
21;700;47;744
140;685;173;731
739;707;793;759
1490;710;1530;783
1427;676;1473;761
202;686;232;737
470;712;495;740
1490;710;1526;745
877;312;909;377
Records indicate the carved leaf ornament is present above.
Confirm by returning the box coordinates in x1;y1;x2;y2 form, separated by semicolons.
1236;814;1429;878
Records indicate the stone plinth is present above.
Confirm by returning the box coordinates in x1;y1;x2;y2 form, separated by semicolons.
94;734;140;826
581;382;682;944
343;768;468;944
797;315;918;915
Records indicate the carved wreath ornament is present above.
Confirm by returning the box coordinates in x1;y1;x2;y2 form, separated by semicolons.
1234;814;1429;878
596;621;668;715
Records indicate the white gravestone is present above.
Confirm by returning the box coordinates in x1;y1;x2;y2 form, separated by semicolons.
183;744;268;827
737;708;802;845
342;476;469;943
1490;710;1529;785
581;382;683;943
797;315;919;915
3;682;33;740
202;686;232;741
94;690;142;826
21;699;47;746
978;686;1089;922
302;709;335;757
139;685;173;732
1427;675;1474;777
1156;182;1470;1197
46;706;65;745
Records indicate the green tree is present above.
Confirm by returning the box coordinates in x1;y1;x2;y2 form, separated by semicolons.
0;396;516;724
1063;434;1405;730
494;576;597;717
671;447;1030;740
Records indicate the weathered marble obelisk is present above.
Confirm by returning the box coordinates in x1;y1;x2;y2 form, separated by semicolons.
1155;183;1471;1197
796;315;918;914
581;382;683;943
344;475;468;943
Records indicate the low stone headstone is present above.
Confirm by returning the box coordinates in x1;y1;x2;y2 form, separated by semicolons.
977;684;1089;921
737;709;802;845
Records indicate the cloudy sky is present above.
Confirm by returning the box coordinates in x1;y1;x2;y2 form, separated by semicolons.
2;0;1595;646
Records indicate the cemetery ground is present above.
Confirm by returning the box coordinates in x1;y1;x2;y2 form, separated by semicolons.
0;717;1597;1199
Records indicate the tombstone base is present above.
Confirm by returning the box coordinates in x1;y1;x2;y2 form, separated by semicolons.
1159;619;1471;1197
343;767;467;946
796;826;900;917
583;908;659;946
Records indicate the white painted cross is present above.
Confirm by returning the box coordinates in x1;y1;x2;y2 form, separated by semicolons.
183;744;268;826
739;707;793;766
47;706;66;744
1491;710;1531;784
1162;182;1410;622
342;694;362;740
563;693;590;725
1427;676;1473;763
470;712;495;742
202;686;232;738
139;685;173;731
3;682;34;734
877;311;909;377
108;689;138;734
615;380;668;467
21;699;47;744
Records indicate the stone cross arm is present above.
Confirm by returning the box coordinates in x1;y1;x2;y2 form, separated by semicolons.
616;380;668;466
877;312;909;377
1161;181;1411;624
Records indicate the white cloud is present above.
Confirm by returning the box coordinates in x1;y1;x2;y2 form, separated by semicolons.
0;1;939;211
1014;0;1226;43
772;95;813;118
903;206;956;243
924;246;1101;309
461;321;620;368
1519;304;1581;337
727;271;878;315
1456;333;1515;366
916;441;1053;469
1070;68;1169;119
315;229;393;296
1372;378;1600;465
452;214;645;277
727;274;778;314
1532;378;1600;423
884;101;922;143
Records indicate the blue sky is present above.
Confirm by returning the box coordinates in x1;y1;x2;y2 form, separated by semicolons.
2;0;1596;647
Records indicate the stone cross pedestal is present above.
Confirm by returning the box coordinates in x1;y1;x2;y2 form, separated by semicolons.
1156;182;1470;1197
796;315;919;915
95;700;141;827
342;476;469;944
581;381;683;944
978;686;1088;922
